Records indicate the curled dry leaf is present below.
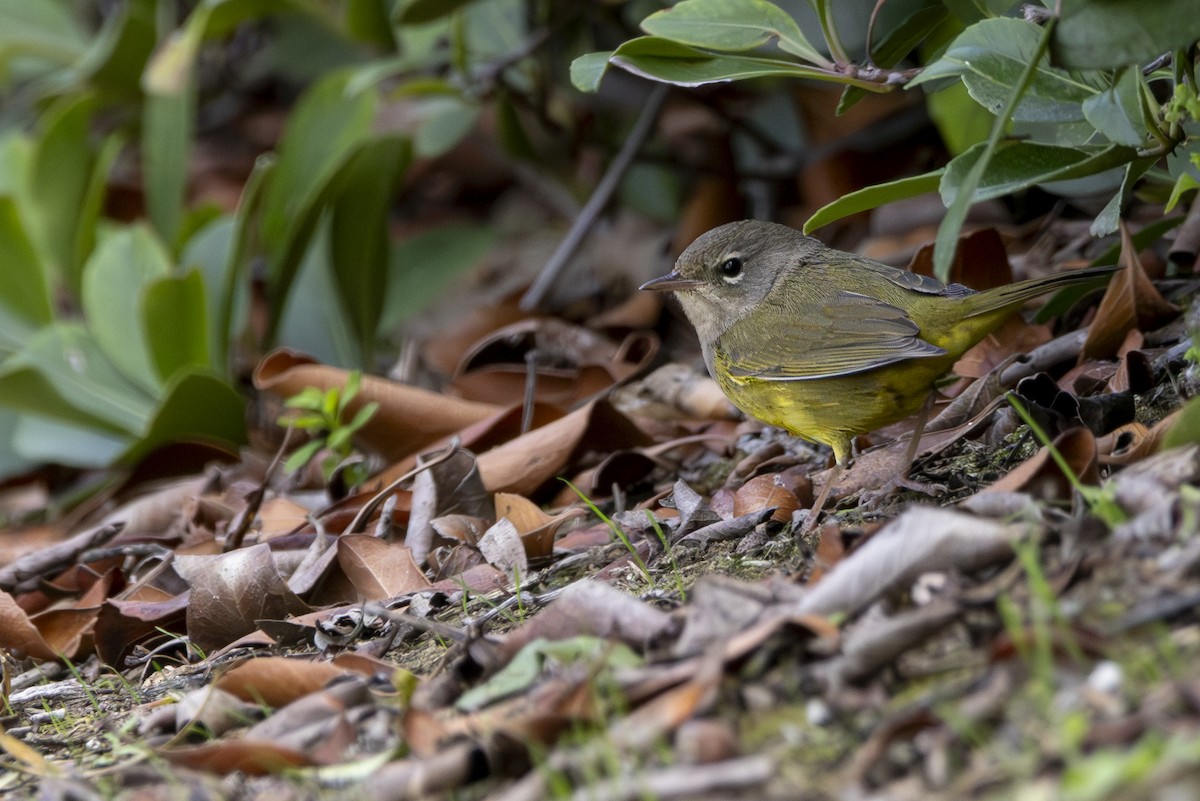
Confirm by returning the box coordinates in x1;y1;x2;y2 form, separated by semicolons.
451;318;658;406
477;518;527;578
0;590;96;661
611;363;740;421
494;492;582;559
174;543;311;652
1082;222;1178;360
732;474;801;524
254;348;500;461
476;399;652;496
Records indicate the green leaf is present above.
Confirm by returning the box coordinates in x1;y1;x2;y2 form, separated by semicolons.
118;369;247;465
912;17;1096;123
75;0;157;97
640;0;830;66
0;323;154;435
0;0;88;74
328;136;411;364
23;94;96;289
11;415;129;470
1164;397;1200;450
925;82;993;155
1081;68;1146;148
940;142;1137;207
142;268;211;381
180;215;246;376
608;36;876;90
81;225;173;394
260;70;378;345
1052;0;1200;69
143;79;195;248
277;219;362;367
1166;172;1200;214
1090;157;1155;237
570;51;612;93
931;15;1057;281
0;197;52;349
412;97;479;158
804;170;943;234
381;223;496;330
284;439;324;474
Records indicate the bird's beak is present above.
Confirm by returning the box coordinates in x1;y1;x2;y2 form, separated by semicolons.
640;271;704;292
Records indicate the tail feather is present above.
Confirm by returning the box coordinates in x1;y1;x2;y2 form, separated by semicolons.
962;263;1118;319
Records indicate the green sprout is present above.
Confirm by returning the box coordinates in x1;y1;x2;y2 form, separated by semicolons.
277;370;379;488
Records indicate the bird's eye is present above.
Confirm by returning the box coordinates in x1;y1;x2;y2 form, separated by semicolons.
719;257;743;278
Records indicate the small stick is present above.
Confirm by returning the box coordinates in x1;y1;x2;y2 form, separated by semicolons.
0;522;124;593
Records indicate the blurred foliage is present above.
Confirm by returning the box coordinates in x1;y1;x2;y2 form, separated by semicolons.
0;0;1198;480
577;0;1200;277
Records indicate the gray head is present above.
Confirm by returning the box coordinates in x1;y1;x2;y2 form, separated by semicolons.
641;220;823;344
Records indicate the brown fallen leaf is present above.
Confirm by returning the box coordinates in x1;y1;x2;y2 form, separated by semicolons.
215;656;352;708
1082;221;1178;360
336;535;433;600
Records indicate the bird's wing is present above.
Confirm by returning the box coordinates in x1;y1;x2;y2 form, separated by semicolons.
720;290;947;381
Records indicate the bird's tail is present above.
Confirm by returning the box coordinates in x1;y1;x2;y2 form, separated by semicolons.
962;263;1118;319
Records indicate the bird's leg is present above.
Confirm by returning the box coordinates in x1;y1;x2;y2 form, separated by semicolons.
871;392;947;499
800;461;843;534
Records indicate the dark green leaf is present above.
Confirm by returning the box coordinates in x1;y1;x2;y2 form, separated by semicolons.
142;269;211;382
118;370;247;466
329;136;411;364
395;0;478;24
1090;157;1155;237
381;223;497;330
912;18;1096;123
1052;0;1200;69
0;197;52;349
804;171;943;234
640;0;829;65
608;36;873;89
1081;68;1146;148
940;142;1137;207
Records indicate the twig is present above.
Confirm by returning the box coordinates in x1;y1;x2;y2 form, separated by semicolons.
342;439;463;534
0;522;124;593
520;83;670;311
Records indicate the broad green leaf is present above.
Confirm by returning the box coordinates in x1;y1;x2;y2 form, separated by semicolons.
570;51;611;93
925;82;992;154
940;142;1137;207
1052;0;1200;69
804;170;942;234
81;225;173;394
0;409;40;479
72;133;124;295
1164;397;1200;451
329;135;411;363
142;269;211;382
277;219;362;368
1166;173;1200;214
117;369;246;465
23;94;95;288
260;70;377;344
0;197;52;349
931;15;1056;280
1081;68;1145;148
12;415;129;469
344;0;395;48
412;97;478;158
640;0;830;66
608;36;879;90
381;223;497;330
181;215;248;372
912;18;1096;123
0;323;153;434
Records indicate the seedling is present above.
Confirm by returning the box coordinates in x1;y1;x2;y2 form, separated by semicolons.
278;370;379;488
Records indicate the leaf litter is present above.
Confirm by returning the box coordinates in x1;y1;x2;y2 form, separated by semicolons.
4;212;1200;801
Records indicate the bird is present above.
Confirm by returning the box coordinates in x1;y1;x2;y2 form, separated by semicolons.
642;220;1116;522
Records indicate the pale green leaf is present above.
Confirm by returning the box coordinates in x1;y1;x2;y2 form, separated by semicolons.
640;0;830;65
